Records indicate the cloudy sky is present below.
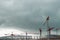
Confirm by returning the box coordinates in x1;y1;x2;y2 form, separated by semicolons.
0;0;60;34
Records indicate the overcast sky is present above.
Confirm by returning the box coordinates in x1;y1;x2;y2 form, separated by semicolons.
0;0;60;33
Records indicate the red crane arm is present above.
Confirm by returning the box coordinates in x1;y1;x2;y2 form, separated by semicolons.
47;27;54;31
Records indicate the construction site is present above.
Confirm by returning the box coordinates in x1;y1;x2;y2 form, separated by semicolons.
0;16;60;40
0;0;60;40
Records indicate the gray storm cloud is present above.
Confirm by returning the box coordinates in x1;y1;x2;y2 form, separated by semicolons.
0;0;60;32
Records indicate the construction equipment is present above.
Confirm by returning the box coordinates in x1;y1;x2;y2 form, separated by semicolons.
43;16;50;40
47;27;54;36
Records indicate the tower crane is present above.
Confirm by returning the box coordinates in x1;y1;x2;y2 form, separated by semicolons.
43;16;54;40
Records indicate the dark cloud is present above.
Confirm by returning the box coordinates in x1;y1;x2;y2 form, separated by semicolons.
0;0;60;32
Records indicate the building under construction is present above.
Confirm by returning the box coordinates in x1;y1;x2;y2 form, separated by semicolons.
0;16;60;40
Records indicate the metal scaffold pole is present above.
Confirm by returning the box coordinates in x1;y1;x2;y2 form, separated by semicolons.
39;28;42;40
45;16;50;40
47;19;50;40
